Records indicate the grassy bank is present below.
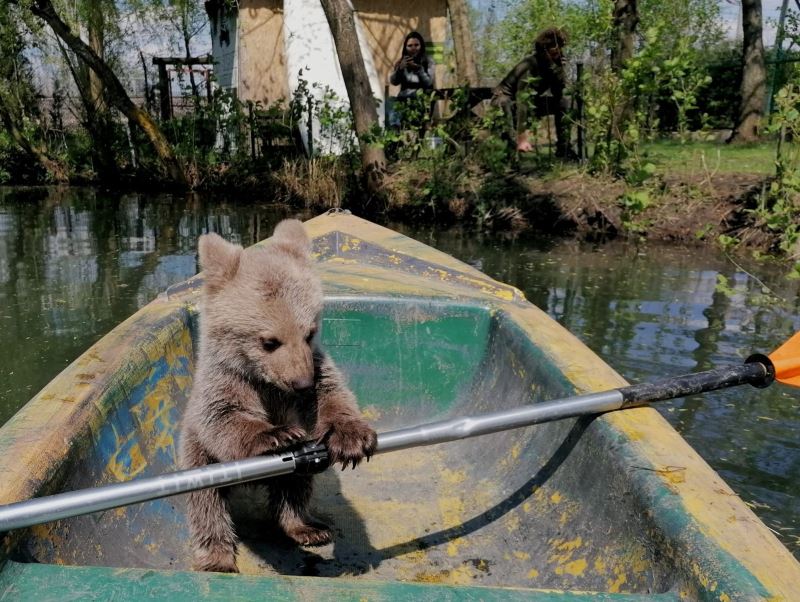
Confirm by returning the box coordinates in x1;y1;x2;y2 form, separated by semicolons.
379;137;791;265
641;140;778;176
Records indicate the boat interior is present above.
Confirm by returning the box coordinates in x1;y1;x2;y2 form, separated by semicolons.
9;297;684;595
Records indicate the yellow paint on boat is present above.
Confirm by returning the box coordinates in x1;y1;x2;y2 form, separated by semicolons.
413;564;475;585
556;558;588;577
504;511;521;534
548;537;584;571
594;556;607;574
107;440;147;481
608;571;627;593
441;468;467;486
359;406;382;421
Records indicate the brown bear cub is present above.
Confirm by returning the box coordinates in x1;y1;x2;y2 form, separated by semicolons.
179;219;377;573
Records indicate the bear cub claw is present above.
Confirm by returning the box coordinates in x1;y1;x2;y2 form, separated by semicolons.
254;424;307;455
323;419;378;470
285;520;334;546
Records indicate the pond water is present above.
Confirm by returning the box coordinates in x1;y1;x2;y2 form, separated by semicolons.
0;186;798;558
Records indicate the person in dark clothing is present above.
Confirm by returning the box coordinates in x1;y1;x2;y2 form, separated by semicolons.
388;31;435;129
390;31;435;99
491;27;573;157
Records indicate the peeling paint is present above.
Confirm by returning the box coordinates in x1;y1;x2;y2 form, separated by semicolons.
555;558;588;577
608;571;628;593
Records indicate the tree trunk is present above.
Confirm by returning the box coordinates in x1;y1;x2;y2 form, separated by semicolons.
86;0;105;113
181;11;201;102
611;0;638;73
609;0;639;152
447;0;478;86
729;0;766;143
24;0;187;186
318;0;386;195
72;0;119;181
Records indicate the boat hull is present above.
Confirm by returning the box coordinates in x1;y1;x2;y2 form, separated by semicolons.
0;213;798;600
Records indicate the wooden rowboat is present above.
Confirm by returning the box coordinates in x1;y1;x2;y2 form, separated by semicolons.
0;212;798;600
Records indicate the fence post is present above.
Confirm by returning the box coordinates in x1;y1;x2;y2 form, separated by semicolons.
307;96;314;157
156;62;172;121
249;103;257;158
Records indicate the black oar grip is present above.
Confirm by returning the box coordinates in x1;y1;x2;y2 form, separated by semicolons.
620;359;774;407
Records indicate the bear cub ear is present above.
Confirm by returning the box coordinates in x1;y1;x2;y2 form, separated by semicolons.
271;219;311;260
199;233;243;293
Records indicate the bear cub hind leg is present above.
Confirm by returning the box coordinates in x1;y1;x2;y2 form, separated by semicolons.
186;486;239;573
270;474;333;546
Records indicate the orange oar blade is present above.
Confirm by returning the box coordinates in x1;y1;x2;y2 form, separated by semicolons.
768;331;800;386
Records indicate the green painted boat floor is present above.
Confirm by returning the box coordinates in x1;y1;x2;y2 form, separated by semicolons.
0;561;683;601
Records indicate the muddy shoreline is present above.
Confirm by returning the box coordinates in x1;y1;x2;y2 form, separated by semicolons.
383;169;776;252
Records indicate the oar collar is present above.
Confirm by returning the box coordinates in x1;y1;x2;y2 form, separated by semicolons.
745;353;776;388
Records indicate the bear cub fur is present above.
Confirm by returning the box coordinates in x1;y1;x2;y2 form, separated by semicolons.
179;219;377;573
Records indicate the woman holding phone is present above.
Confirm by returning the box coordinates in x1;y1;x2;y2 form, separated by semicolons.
388;31;435;130
390;31;435;99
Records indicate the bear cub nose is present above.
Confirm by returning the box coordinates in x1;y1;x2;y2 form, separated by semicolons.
291;376;314;392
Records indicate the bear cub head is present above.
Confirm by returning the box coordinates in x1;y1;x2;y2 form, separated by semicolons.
197;219;321;393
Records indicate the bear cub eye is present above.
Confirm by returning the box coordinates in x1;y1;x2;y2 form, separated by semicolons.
262;337;282;352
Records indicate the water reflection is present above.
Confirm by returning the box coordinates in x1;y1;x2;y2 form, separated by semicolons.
0;187;298;425
0;188;798;559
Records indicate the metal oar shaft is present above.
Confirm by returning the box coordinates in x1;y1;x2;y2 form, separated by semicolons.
0;390;624;532
375;359;772;454
0;360;773;532
0;453;296;532
376;389;624;454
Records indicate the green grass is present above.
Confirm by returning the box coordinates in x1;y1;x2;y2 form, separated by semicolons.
640;139;780;176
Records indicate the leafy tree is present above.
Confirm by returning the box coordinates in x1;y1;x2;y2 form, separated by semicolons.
55;0;121;180
0;3;66;180
131;0;209;102
4;0;187;185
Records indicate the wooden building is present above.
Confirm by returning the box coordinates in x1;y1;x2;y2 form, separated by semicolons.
205;0;452;121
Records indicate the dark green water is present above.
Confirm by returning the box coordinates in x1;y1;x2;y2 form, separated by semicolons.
1;186;798;558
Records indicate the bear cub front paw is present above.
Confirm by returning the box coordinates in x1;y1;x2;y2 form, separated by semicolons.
325;419;378;470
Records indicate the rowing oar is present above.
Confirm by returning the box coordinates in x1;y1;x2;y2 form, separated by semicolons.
1;333;799;532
